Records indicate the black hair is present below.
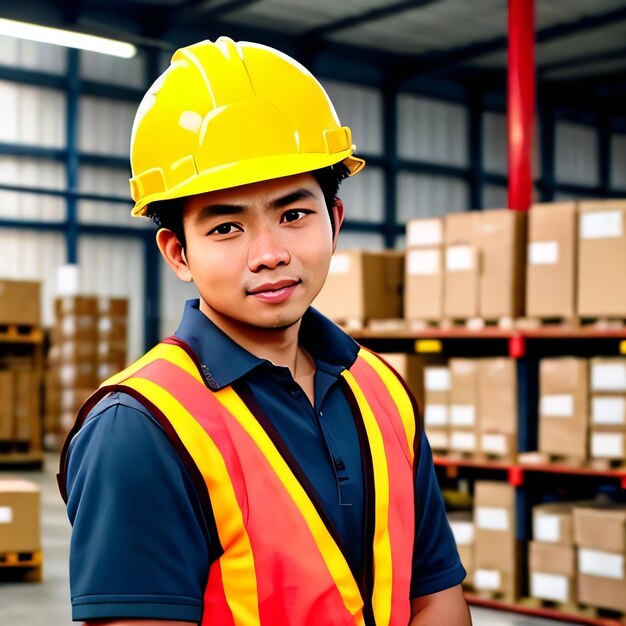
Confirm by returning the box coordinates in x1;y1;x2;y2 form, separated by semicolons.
146;163;351;249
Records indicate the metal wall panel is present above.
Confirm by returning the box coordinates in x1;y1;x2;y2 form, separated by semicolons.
611;134;626;190
0;80;66;147
483;184;509;210
398;95;468;167
0;156;66;220
338;166;384;222
396;172;468;223
0;230;66;326
159;263;198;339
555;122;599;186
79;50;146;88
78;96;136;156
321;79;383;156
78;236;145;361
336;231;386;251
0;34;66;74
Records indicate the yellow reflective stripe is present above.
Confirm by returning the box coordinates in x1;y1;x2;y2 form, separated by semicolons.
212;386;366;625
358;349;415;464
102;342;203;387
119;376;260;626
341;369;393;626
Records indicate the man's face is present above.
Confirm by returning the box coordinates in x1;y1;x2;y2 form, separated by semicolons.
174;173;340;335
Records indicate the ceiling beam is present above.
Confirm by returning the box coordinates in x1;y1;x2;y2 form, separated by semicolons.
177;0;262;20
394;5;626;82
303;0;442;38
539;47;626;77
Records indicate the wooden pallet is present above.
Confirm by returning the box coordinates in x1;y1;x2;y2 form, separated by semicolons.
0;449;45;469
0;549;43;582
520;596;626;624
0;324;43;343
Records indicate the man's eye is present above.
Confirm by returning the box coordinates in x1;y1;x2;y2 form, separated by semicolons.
282;209;309;223
209;223;240;235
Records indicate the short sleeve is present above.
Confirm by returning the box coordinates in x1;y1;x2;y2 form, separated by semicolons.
410;431;466;598
65;392;211;622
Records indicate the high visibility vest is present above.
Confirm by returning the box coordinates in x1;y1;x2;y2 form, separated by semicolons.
59;337;420;626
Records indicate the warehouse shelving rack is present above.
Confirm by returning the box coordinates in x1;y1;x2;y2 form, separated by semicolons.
351;325;626;626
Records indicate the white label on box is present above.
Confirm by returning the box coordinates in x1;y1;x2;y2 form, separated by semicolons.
592;363;626;392
481;433;508;455
449;521;474;546
579;549;624;580
59;364;77;386
581;210;623;239
329;254;350;274
476;506;509;531
534;514;561;543
529;241;559;265
451;431;476;451
451;405;475;426
592;397;626;425
540;394;574;418
591;432;624;458
474;569;501;591
531;572;569;603
61;316;77;335
408;249;440;275
0;506;13;523
407;219;442;247
425;367;450;391
428;430;449;449
99;317;113;333
424;405;448;426
446;245;474;271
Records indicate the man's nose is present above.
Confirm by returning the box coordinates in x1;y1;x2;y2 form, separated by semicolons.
247;226;291;272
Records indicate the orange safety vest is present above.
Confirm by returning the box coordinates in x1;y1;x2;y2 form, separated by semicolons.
59;337;420;626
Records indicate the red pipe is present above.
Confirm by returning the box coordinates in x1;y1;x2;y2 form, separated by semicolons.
508;0;535;211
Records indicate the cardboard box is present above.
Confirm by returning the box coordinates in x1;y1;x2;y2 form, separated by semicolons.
578;200;626;317
480;432;516;458
574;503;626;552
13;368;40;443
443;212;482;320
426;428;449;451
424;390;449;429
479;209;526;320
474;479;516;510
526;202;577;319
591;394;626;428
97;297;129;317
404;247;443;321
0;280;41;326
450;430;477;453
578;571;626;613
55;296;98;317
590;429;626;459
590;358;626;393
448;511;474;584
0;479;41;552
532;502;575;545
314;250;404;324
479;359;517;436
54;315;98;340
449;359;479;429
539;358;589;459
381;353;425;409
0;370;14;440
529;540;576;603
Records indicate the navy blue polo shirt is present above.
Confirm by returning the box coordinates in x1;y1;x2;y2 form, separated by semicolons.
65;299;464;622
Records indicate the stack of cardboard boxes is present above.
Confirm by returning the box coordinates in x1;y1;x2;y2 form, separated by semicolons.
589;358;626;462
528;502;577;605
422;358;518;460
45;296;129;446
574;502;626;613
447;510;475;588
0;279;42;452
473;481;520;601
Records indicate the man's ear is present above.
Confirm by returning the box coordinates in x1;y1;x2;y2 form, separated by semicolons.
156;228;193;282
331;197;345;252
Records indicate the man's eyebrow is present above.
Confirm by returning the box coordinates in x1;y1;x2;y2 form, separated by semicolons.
196;203;246;221
268;188;317;210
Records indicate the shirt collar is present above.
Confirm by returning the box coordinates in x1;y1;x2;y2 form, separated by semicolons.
174;299;360;390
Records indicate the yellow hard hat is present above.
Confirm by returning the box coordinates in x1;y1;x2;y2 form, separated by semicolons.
129;37;365;216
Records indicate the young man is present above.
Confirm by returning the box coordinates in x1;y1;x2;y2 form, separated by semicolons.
59;37;470;625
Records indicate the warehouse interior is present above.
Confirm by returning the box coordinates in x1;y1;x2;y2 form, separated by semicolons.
1;0;626;624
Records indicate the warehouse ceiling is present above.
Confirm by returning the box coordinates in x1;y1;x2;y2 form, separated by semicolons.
3;0;626;112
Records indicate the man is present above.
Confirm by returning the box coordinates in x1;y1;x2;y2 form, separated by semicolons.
59;37;470;625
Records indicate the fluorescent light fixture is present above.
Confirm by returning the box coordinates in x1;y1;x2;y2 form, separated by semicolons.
0;18;137;58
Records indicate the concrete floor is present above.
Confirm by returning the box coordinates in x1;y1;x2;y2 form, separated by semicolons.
0;453;580;626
